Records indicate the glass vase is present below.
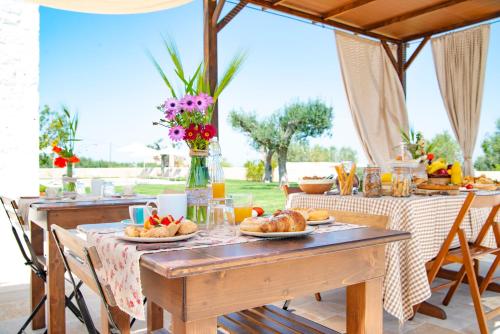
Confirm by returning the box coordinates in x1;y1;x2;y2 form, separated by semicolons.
62;163;77;198
185;150;210;225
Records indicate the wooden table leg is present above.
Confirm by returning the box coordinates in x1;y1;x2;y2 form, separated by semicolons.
101;303;130;334
30;221;45;330
346;277;383;334
47;225;66;334
147;301;164;333
172;316;217;334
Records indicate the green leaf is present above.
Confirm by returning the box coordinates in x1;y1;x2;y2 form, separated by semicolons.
147;50;177;98
162;37;186;86
213;51;246;100
186;63;202;94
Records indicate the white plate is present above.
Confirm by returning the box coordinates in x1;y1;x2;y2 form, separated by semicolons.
121;219;144;227
240;226;315;238
307;216;335;225
115;231;198;243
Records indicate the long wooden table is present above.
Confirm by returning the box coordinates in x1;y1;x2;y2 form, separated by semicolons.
138;227;410;333
28;197;153;334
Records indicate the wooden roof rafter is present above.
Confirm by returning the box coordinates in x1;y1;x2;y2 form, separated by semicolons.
364;0;469;32
246;0;401;42
324;0;377;19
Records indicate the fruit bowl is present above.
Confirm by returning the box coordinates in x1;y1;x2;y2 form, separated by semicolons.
428;174;451;185
298;178;335;194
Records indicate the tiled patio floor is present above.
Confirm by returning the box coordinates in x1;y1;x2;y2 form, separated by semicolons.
1;274;499;334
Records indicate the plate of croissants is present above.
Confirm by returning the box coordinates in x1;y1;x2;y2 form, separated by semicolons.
117;215;198;243
239;210;314;238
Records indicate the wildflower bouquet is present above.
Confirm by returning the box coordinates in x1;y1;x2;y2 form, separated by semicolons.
151;39;244;151
150;39;244;223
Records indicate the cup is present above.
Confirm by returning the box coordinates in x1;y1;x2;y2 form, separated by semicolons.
91;179;104;196
122;184;135;196
207;198;237;238
129;205;151;225
102;181;115;197
45;186;60;199
146;193;187;220
230;194;253;224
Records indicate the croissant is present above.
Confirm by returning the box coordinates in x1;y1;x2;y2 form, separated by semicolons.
260;210;306;233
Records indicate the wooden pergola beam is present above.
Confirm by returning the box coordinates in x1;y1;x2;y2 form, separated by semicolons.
404;36;430;70
204;0;218;129
212;0;226;26
364;0;468;31
403;10;500;41
323;0;376;19
217;1;248;32
246;0;401;43
381;41;398;74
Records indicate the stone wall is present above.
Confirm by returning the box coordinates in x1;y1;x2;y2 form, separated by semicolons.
0;0;39;198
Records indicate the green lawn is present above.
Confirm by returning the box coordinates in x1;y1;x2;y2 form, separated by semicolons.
129;180;291;214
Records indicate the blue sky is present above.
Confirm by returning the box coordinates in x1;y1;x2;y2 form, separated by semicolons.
40;1;500;166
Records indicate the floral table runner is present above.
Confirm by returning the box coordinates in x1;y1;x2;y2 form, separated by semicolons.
83;222;365;320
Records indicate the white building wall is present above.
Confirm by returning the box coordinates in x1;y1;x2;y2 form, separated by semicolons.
0;0;39;198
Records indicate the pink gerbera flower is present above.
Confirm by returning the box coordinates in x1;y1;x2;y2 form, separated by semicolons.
194;95;209;111
169;126;185;142
164;98;180;113
165;109;177;121
180;95;196;112
199;93;214;106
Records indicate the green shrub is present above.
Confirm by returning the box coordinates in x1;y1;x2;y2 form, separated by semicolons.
244;160;265;181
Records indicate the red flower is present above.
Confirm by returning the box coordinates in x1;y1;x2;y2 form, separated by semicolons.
201;124;216;140
184;124;199;141
68;156;80;163
54;156;67;168
427;153;434;161
52;146;62;154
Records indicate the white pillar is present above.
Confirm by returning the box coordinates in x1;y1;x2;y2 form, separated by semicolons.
0;0;40;198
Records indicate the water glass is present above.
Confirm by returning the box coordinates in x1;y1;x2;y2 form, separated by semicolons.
207;198;237;238
102;181;115;197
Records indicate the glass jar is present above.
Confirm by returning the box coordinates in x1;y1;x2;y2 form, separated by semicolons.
363;166;382;197
392;167;412;197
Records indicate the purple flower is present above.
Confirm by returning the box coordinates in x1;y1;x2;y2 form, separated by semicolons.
180;95;196;112
163;98;180;113
165;109;177;121
169;126;185;142
199;93;214;106
194;95;209;111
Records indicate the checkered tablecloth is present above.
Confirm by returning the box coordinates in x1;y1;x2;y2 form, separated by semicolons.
287;193;497;322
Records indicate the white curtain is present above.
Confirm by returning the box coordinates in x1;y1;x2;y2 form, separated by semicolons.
431;25;490;175
29;0;193;14
335;31;408;167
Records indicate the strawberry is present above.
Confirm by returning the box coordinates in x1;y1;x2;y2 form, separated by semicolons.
160;217;171;226
465;184;473;190
252;207;264;216
149;214;160;225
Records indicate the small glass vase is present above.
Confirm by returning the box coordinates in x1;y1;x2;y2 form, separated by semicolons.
62;163;78;198
185;150;210;225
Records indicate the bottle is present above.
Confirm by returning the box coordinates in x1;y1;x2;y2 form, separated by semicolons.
208;137;225;199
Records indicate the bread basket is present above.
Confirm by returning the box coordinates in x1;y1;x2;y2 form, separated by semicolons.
298;178;334;194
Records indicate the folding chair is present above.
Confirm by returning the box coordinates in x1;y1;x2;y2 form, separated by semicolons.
425;192;500;334
0;196;83;334
51;225;149;333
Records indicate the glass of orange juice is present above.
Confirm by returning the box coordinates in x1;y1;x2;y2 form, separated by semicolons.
211;182;225;199
230;194;253;224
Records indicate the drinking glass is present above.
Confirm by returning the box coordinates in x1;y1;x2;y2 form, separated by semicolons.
102;181;115;197
207;198;237;238
229;194;253;224
76;181;86;196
